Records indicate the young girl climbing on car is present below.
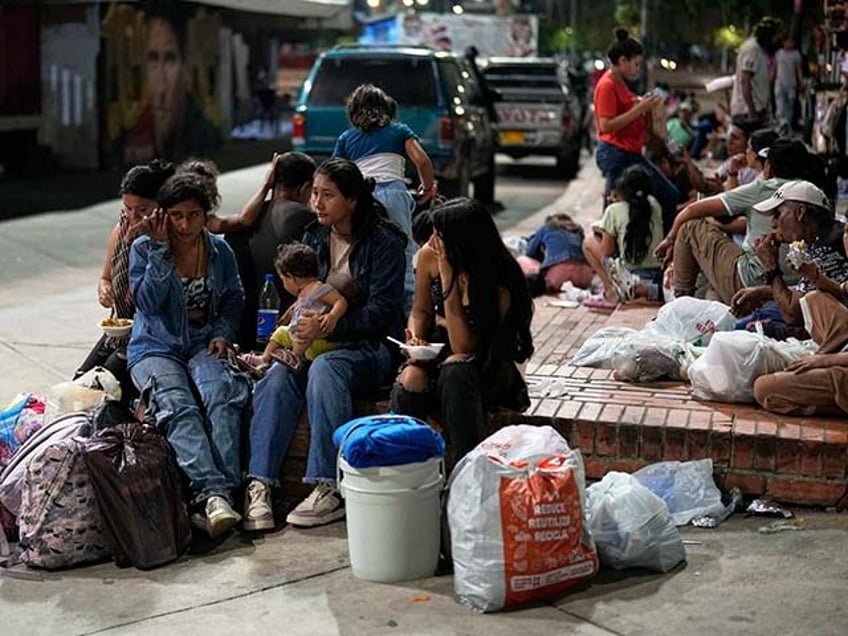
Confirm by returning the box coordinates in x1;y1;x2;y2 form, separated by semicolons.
333;83;436;308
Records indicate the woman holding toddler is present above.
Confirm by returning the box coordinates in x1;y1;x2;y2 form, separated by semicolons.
243;159;406;532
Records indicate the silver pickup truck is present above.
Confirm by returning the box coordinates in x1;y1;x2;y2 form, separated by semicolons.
481;57;583;178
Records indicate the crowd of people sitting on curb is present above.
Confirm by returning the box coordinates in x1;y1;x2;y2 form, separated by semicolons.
4;21;848;567
58;141;535;540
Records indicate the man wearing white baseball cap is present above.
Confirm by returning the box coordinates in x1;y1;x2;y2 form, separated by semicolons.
654;139;824;305
750;184;848;415
732;179;848;324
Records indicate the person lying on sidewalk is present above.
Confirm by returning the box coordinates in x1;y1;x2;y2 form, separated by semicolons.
653;139;825;306
517;213;594;297
128;171;250;539
390;198;534;465
729;180;848;333
206;151;317;351
582;165;665;308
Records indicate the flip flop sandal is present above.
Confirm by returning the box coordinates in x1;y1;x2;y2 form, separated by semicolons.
582;295;619;310
270;349;301;370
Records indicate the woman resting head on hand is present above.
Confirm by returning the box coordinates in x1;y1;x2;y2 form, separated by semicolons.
391;197;534;462
127;170;250;540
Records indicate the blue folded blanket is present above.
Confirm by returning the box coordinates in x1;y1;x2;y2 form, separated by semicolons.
333;414;445;469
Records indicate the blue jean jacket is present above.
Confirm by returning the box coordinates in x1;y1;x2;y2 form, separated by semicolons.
127;232;245;367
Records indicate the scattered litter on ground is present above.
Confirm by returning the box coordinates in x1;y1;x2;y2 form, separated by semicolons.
545;299;580;309
691;488;744;528
746;498;794;519
682;540;703;545
409;594;431;603
758;518;806;534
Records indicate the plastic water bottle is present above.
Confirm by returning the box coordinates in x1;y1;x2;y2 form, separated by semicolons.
256;273;279;344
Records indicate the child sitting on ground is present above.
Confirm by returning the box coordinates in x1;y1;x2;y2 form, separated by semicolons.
582;165;665;308
241;243;347;371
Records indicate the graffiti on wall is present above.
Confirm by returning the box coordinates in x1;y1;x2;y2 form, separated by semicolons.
102;2;221;165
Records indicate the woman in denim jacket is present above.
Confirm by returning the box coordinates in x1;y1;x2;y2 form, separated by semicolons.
127;172;250;539
243;159;406;532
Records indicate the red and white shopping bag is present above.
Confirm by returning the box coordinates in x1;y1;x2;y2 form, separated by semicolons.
448;425;598;612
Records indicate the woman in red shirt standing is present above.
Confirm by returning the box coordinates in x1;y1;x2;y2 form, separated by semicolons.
594;28;679;232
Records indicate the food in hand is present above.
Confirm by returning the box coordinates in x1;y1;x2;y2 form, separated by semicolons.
407;335;428;346
786;239;812;269
100;317;132;327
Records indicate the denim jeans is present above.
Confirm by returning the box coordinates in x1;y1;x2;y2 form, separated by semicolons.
390;357;529;462
774;85;796;128
248;343;393;486
595;141;680;234
130;348;250;506
374;180;415;311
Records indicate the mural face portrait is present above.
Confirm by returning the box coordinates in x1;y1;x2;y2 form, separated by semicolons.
146;16;187;152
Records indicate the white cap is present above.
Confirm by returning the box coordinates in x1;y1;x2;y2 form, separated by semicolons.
752;180;832;214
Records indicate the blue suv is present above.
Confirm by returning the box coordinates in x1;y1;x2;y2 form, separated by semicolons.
292;45;497;201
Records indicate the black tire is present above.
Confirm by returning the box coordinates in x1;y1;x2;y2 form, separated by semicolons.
556;146;580;179
473;153;496;204
439;162;470;199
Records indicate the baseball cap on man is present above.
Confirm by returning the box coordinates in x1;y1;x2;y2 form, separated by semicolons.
752;180;832;214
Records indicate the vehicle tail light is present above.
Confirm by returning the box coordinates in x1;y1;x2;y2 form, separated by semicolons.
561;111;572;134
292;114;305;145
438;115;455;148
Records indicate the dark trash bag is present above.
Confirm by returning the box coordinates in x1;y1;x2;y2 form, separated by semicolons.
80;423;191;569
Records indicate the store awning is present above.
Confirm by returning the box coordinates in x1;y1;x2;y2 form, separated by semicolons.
197;0;350;19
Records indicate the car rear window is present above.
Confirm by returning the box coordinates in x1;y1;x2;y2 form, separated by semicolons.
483;65;561;90
308;56;438;107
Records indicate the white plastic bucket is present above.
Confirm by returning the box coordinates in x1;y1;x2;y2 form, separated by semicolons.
339;456;444;583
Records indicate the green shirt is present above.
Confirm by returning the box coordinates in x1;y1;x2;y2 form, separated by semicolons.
599;197;663;270
666;117;693;147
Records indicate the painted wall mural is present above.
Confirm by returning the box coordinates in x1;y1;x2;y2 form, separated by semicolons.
102;2;222;165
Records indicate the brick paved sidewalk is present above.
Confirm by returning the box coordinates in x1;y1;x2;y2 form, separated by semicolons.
501;159;848;509
285;159;848;508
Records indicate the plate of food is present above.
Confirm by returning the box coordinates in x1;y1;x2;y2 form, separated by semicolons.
100;316;133;338
387;336;446;361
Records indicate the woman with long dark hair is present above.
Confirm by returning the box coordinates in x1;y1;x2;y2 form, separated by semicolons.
390;197;533;461
75;159;175;404
243;158;406;531
582;165;665;307
594;27;679;232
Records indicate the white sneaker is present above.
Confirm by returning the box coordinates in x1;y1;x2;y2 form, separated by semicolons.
243;480;274;532
205;495;241;538
286;483;345;528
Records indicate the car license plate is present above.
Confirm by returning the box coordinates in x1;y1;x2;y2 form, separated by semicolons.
499;130;525;145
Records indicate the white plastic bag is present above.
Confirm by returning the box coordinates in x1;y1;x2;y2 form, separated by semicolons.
688;328;816;403
642;297;735;346
633;459;724;526
586;472;686;572
611;332;698;382
570;327;638;368
448;425;598;612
